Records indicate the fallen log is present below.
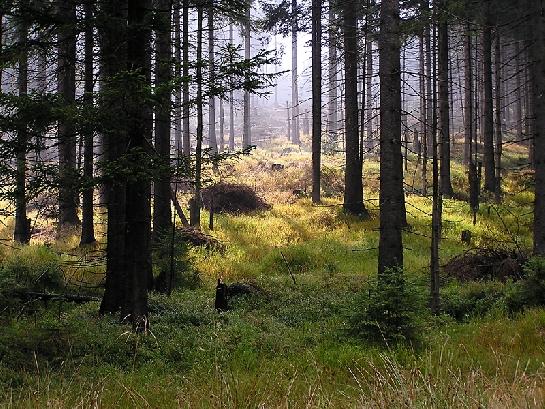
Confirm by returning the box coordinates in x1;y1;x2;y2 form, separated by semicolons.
8;290;100;303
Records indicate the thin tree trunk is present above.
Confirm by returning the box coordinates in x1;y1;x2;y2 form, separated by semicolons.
482;1;496;194
208;7;217;154
243;7;251;148
529;0;545;255
419;32;428;192
365;38;373;151
464;21;473;165
378;0;403;274
80;0;96;245
514;40;523;143
174;1;182;154
57;0;80;228
229;24;235;151
494;31;502;200
328;3;338;147
438;1;453;197
14;2;29;244
191;5;204;228
342;0;367;216
291;0;300;145
311;0;321;204
182;0;190;156
153;0;173;236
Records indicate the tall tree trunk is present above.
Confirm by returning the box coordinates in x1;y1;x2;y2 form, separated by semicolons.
57;0;80;228
423;0;433;155
153;0;173;236
208;7;217;154
438;1;453;197
514;40;523;143
311;0;321;204
529;0;545;255
229;24;235;151
243;7;251;148
419;32;428;192
174;1;182;154
482;2;496;194
124;0;152;331
365;38;373;151
287;101;291;140
14;1;29;244
431;12;441;314
328;3;338;148
464;21;474;165
191;4;204;228
99;0;129;314
80;0;96;246
219;99;224;153
494;31;502;200
182;0;190;156
378;0;403;274
342;0;367;216
291;0;300;145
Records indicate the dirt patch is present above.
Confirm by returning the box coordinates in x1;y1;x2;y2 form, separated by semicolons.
202;183;271;214
443;248;528;282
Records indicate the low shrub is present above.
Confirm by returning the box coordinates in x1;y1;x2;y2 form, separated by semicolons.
350;269;427;345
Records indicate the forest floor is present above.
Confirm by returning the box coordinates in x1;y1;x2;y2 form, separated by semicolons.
2;137;545;408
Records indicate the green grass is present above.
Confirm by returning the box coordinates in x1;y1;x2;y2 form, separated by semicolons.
1;143;543;408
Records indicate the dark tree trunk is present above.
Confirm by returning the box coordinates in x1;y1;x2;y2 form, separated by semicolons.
419;32;428;192
182;0;190;156
328;3;338;147
153;0;173;237
243;7;251;148
514;40;523;143
80;0;96;246
191;5;204;228
438;1;453;197
311;0;321;204
529;0;545;255
494;31;502;200
291;0;300;145
464;21;474;166
208;7;217;154
124;0;153;331
99;0;129;314
14;2;29;244
365;38;373;152
482;2;496;194
229;24;235;151
378;0;403;274
342;0;367;216
173;1;182;154
57;0;80;228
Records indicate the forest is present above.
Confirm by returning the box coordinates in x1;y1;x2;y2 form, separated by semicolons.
1;0;545;406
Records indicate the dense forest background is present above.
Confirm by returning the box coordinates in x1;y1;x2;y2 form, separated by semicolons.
1;0;545;406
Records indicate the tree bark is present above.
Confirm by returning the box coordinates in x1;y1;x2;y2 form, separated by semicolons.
229;24;235;151
124;0;153;331
342;0;367;216
291;0;300;145
208;7;217;154
153;0;173;237
378;0;403;274
494;31;502;200
80;0;96;246
328;3;338;148
438;1;453;197
311;0;321;204
14;1;29;244
173;1;182;154
464;20;474;165
99;0;129;314
482;1;496;194
182;0;190;156
243;7;251;148
57;0;80;228
529;0;545;255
